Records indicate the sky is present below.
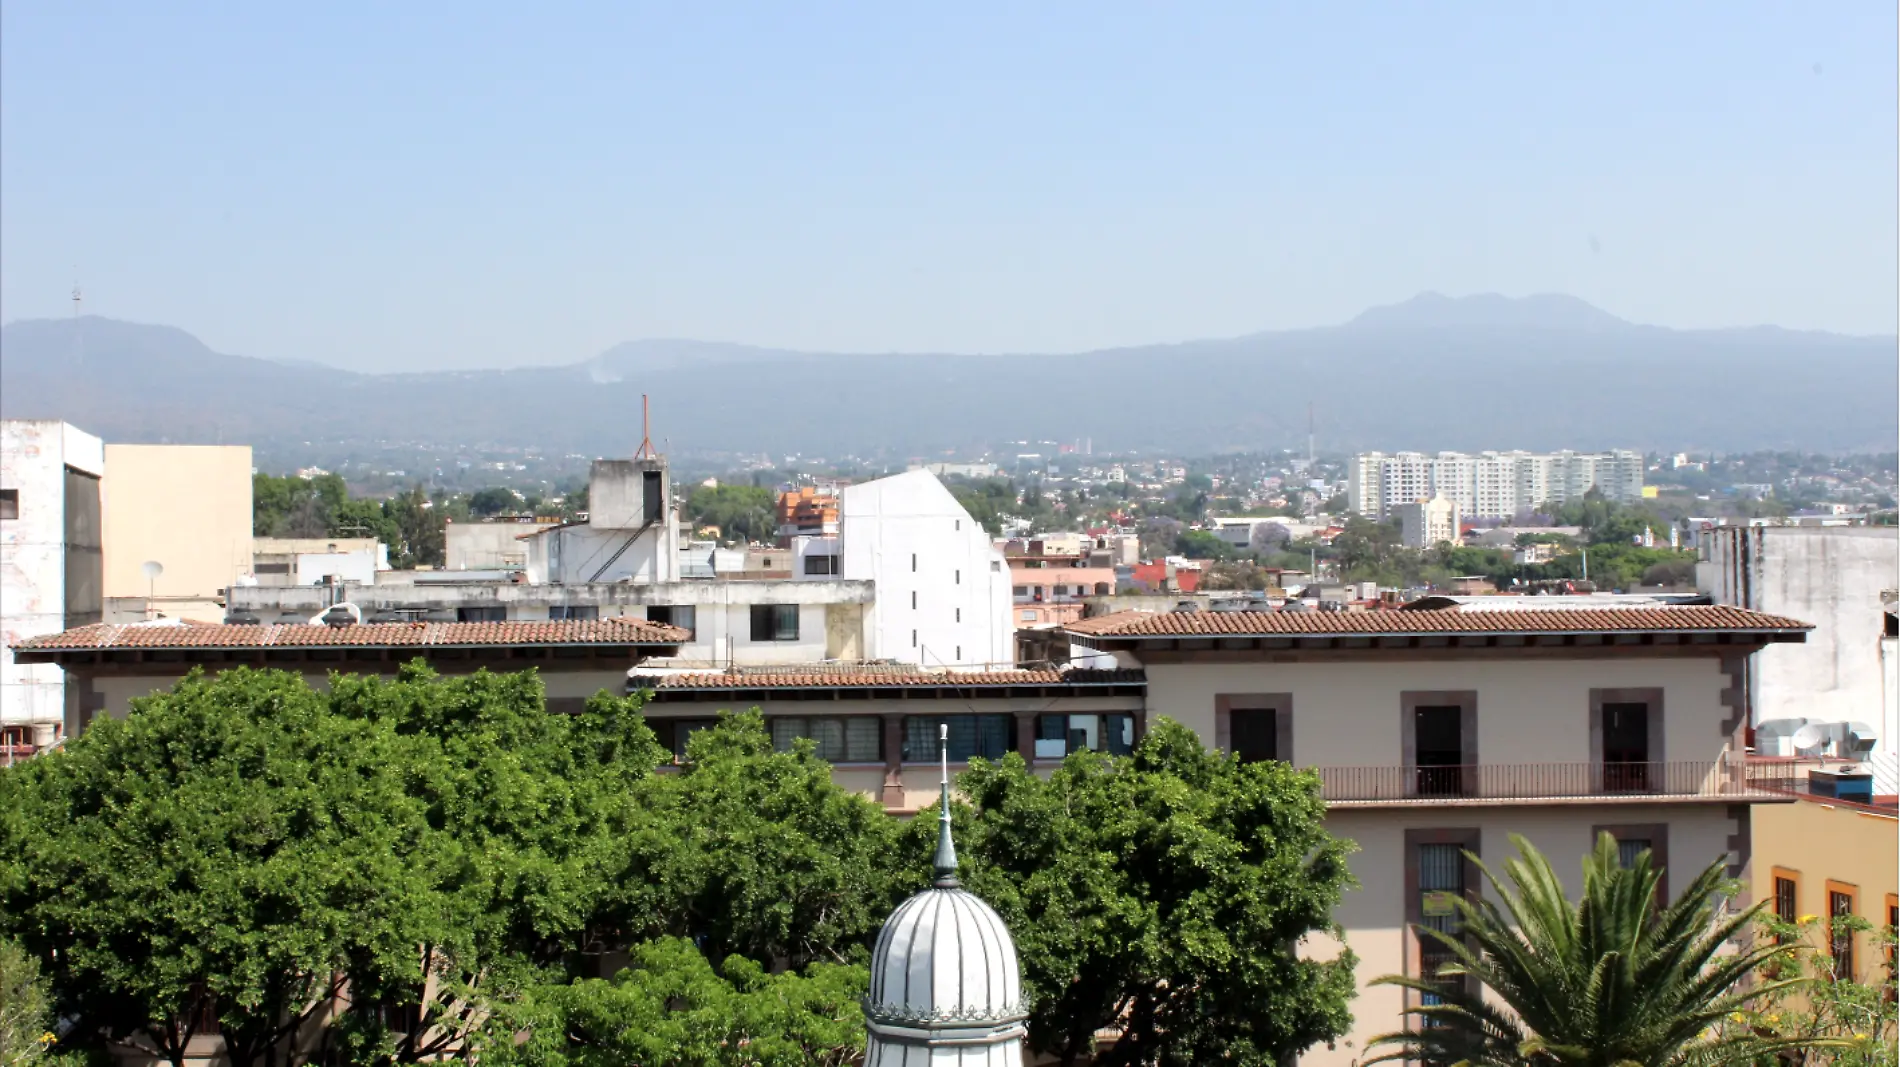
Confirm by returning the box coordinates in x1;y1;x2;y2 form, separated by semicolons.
1;3;1894;371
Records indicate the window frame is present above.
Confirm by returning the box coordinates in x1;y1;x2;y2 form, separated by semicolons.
1402;690;1477;798
1034;712;1137;760
767;715;883;764
1593;822;1671;902
1826;880;1858;981
1404;828;1482;1011
1214;693;1292;764
0;487;19;520
748;603;800;642
1771;866;1802;938
901;714;1014;763
1589;687;1666;792
802;553;839;576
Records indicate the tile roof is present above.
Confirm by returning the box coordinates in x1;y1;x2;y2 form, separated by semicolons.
628;668;1145;690
1064;605;1810;638
13;618;691;651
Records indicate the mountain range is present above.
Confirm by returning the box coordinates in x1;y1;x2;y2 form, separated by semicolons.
2;294;1894;458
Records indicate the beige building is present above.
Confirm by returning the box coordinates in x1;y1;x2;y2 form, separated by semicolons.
101;444;252;620
1752;774;1897;990
1395;494;1459;548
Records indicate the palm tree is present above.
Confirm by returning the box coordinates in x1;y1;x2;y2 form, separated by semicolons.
1365;832;1831;1066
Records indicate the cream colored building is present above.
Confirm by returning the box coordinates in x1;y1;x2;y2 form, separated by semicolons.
1394;494;1459;548
101;444;252;620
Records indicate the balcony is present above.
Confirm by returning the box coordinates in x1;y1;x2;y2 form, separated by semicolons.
1315;761;1784;807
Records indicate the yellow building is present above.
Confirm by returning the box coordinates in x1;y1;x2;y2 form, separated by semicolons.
101;444;253;620
1753;775;1897;986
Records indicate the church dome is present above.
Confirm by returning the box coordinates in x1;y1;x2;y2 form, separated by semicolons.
863;727;1028;1065
865;883;1024;1028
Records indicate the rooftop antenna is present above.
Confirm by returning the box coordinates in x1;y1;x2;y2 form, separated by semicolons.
932;723;959;887
634;394;655;460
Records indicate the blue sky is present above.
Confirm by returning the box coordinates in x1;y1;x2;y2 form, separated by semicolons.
2;3;1893;370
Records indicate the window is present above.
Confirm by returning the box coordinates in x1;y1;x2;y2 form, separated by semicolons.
769;717;881;763
1020;610;1036;621
1592;689;1663;793
911;591;917;610
911;629;917;647
1216;694;1290;764
1416;840;1472;1010
803;554;839;575
955;608;961;623
955;519;961;530
1035;713;1135;758
990;561;1001;572
457;606;507;622
955;645;961;660
955;569;961;585
646;605;697;637
655;718;718;761
1597;824;1670;900
1773;871;1799;936
903;715;1012;762
0;488;16;520
548;605;598;620
1615;837;1652;870
1404;691;1475;797
254;562;292;575
749;604;799;641
1830;884;1857;980
1013;585;1029;597
1885;895;1897;983
911;553;917;572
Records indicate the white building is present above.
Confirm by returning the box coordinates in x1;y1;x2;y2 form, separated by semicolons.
1699;525;1900;791
833;470;1014;669
1394;494;1459;548
250;537;389;587
1348;450;1644;520
445;518;558;571
524;459;683;585
0;420;104;750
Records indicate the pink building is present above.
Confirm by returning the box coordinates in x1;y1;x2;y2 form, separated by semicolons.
1006;544;1117;628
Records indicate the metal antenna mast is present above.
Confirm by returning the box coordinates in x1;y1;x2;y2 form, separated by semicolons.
635;394;655;459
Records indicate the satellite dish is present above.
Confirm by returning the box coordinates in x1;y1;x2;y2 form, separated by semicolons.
1790;723;1829;755
140;560;164;582
1755;718;1809;757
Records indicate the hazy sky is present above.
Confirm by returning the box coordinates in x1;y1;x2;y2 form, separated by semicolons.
2;3;1894;371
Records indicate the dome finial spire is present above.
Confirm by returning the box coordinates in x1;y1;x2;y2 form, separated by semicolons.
932;722;959;887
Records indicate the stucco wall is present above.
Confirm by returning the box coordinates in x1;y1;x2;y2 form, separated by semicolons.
1308;803;1740;1066
444;520;555;571
101;445;253;610
1751;796;1898;982
1;421;104;729
1140;653;1733;769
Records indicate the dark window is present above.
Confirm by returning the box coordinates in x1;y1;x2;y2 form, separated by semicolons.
1230;709;1279;763
1414;705;1465;797
457;606;507;622
911;629;917;647
1774;876;1798;924
1615;838;1652;870
749;604;798;641
646;605;696;637
955;569;961;585
1831;890;1856;980
769;717;881;762
253;561;292;575
655;718;718;761
641;469;664;525
1602;701;1651;791
955;608;961;623
1036;713;1135;758
803;554;839;575
911;553;917;572
1013;585;1029;597
911;591;917;609
548;605;598;620
0;488;16;520
904;715;1011;762
1418;843;1466;1009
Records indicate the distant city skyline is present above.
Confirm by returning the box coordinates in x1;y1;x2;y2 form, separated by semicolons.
2;3;1894;371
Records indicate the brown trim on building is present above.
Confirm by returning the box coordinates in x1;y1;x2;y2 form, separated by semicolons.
1826;879;1861;980
1717;651;1749;741
1214;693;1293;762
1770;866;1802;925
1592;821;1671;900
1590;687;1666;795
1403;827;1483;1011
1725;803;1752;905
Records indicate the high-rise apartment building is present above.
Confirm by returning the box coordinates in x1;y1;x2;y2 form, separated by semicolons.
1348;450;1644;520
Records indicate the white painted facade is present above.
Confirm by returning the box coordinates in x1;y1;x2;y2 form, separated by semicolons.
524;459;682;585
1;420;104;736
839;470;1014;668
1700;525;1900;790
445;519;557;571
1349;450;1644;520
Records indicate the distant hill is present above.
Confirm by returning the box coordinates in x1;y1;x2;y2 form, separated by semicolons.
2;295;1894;456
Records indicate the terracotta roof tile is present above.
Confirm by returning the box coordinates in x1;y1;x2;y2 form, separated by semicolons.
1063;605;1810;638
13;617;691;652
628;668;1144;690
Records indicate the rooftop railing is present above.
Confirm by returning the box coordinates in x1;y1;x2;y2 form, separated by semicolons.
1315;760;1772;805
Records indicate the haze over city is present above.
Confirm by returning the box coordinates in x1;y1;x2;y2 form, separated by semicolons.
2;3;1895;372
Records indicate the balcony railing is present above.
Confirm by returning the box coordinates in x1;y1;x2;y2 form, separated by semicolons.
1315;761;1771;804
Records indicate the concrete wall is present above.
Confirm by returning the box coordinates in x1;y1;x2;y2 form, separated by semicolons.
101;444;252;619
445;520;554;570
1310;803;1739;1066
1141;654;1732;769
840;470;1014;668
1;421;103;731
1751;796;1897;985
1702;526;1898;778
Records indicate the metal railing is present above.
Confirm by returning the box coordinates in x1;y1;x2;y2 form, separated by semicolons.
1315;761;1766;804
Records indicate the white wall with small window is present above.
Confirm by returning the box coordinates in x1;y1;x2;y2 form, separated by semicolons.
839;470;1013;668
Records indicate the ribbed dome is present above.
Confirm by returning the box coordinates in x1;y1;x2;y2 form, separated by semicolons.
866;885;1024;1025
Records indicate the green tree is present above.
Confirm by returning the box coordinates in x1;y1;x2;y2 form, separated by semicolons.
0;938;58;1067
1723;912;1897;1064
0;668;436;1067
929;719;1356;1066
467;487;521;517
1366;833;1825;1065
1173;529;1233;561
501;937;864;1067
682;486;776;543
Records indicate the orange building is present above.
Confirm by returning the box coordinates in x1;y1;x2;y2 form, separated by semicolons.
775;487;839;544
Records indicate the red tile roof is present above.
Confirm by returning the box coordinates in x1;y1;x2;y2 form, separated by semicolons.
629;668;1144;690
1064;605;1809;638
13;618;691;651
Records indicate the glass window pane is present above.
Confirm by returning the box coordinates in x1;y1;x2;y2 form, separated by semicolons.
770;718;807;753
1616;839;1650;870
811;718;846;761
845;718;882;762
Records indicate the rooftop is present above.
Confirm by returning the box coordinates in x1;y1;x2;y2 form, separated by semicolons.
12;617;692;654
1064;603;1810;641
627;667;1145;697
